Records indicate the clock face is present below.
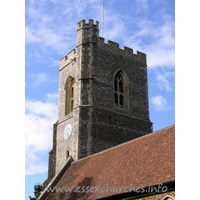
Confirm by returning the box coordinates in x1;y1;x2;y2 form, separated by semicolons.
64;124;72;140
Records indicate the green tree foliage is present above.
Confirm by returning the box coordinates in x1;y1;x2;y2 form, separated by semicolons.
29;183;43;200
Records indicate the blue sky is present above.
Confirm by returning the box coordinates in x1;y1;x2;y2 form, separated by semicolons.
25;0;175;199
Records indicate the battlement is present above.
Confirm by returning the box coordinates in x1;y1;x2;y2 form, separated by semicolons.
97;37;146;65
60;49;76;70
77;19;99;31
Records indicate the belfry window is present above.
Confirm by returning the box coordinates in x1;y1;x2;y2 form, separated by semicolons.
65;76;75;116
114;70;129;110
114;71;124;108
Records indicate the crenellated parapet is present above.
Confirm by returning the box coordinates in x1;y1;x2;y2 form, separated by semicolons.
77;19;99;31
60;49;76;70
97;37;146;65
60;19;146;70
77;19;99;46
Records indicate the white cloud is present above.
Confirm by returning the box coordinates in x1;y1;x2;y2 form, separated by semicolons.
26;25;68;51
49;59;59;68
155;71;174;92
146;47;175;68
46;93;58;101
26;0;174;69
25;151;48;176
145;17;175;68
25;27;40;42
25;95;58;175
151;95;171;111
154;0;167;4
25;0;101;54
136;0;148;13
102;9;130;41
104;21;125;41
124;15;175;68
28;73;48;87
25;100;57;119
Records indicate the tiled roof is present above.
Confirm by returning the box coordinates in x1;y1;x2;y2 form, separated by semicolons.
45;125;175;200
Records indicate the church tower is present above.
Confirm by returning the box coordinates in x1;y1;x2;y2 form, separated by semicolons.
43;19;153;187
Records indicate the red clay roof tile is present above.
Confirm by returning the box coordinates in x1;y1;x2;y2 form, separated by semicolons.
46;125;175;200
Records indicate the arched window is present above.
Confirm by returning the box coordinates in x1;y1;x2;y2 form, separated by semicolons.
66;150;70;159
114;70;129;110
65;76;75;116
